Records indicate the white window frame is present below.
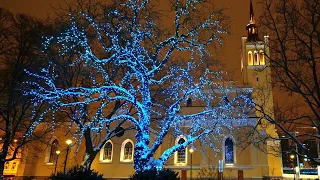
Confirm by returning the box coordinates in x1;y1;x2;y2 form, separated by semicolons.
174;135;187;165
120;139;134;163
44;137;58;164
100;140;113;163
222;136;236;166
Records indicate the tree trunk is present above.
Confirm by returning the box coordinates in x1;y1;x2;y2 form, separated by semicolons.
0;159;5;180
81;152;98;170
81;129;98;170
133;129;153;172
0;140;10;179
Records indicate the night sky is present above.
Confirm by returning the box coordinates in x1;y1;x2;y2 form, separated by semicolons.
1;0;263;84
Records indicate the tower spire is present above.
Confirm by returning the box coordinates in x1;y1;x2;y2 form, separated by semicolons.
246;0;259;41
250;0;254;23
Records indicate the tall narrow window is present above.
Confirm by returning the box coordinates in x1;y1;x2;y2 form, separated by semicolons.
174;137;187;165
49;139;59;163
11;162;16;170
186;98;192;107
124;142;133;160
4;162;9;170
100;141;113;162
104;142;112;160
259;51;265;65
248;51;253;65
177;138;186;163
120;139;134;162
225;137;235;164
254;51;258;65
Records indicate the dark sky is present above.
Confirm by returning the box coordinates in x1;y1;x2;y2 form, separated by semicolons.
0;0;262;83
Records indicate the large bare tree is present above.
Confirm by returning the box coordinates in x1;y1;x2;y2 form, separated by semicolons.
257;0;320;164
0;9;52;177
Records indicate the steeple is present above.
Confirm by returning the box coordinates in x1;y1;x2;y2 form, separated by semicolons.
250;0;254;23
246;0;260;42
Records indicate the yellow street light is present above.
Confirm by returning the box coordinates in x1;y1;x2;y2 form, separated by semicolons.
290;154;295;159
66;139;72;145
56;150;61;155
189;148;194;153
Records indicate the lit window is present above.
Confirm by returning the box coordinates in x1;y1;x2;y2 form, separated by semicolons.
120;139;134;162
225;137;235;164
124;142;133;160
4;162;9;170
100;141;113;162
174;136;187;165
259;51;265;65
254;51;258;65
11;162;16;170
248;51;253;65
49;139;59;163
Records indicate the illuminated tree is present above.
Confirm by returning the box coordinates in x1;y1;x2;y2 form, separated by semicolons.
25;0;252;172
45;0;159;169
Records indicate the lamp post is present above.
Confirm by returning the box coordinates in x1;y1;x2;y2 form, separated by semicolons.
54;150;60;175
64;139;72;174
287;127;317;179
189;148;194;180
290;154;296;180
294;132;300;180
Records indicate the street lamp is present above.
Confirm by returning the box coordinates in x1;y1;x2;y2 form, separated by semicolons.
54;150;61;175
290;154;295;159
64;139;72;174
291;127;317;179
189;148;194;180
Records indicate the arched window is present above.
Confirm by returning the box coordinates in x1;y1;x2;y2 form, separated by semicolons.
11;162;16;170
224;137;235;164
253;51;258;65
4;162;9;170
100;141;113;162
248;51;253;65
174;136;187;165
49;139;59;163
124;142;133;160
120;139;134;162
186;98;192;107
259;51;265;65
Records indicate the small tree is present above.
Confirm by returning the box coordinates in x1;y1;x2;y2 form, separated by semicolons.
25;0;252;172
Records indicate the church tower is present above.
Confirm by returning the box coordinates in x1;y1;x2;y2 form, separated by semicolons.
240;0;283;177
